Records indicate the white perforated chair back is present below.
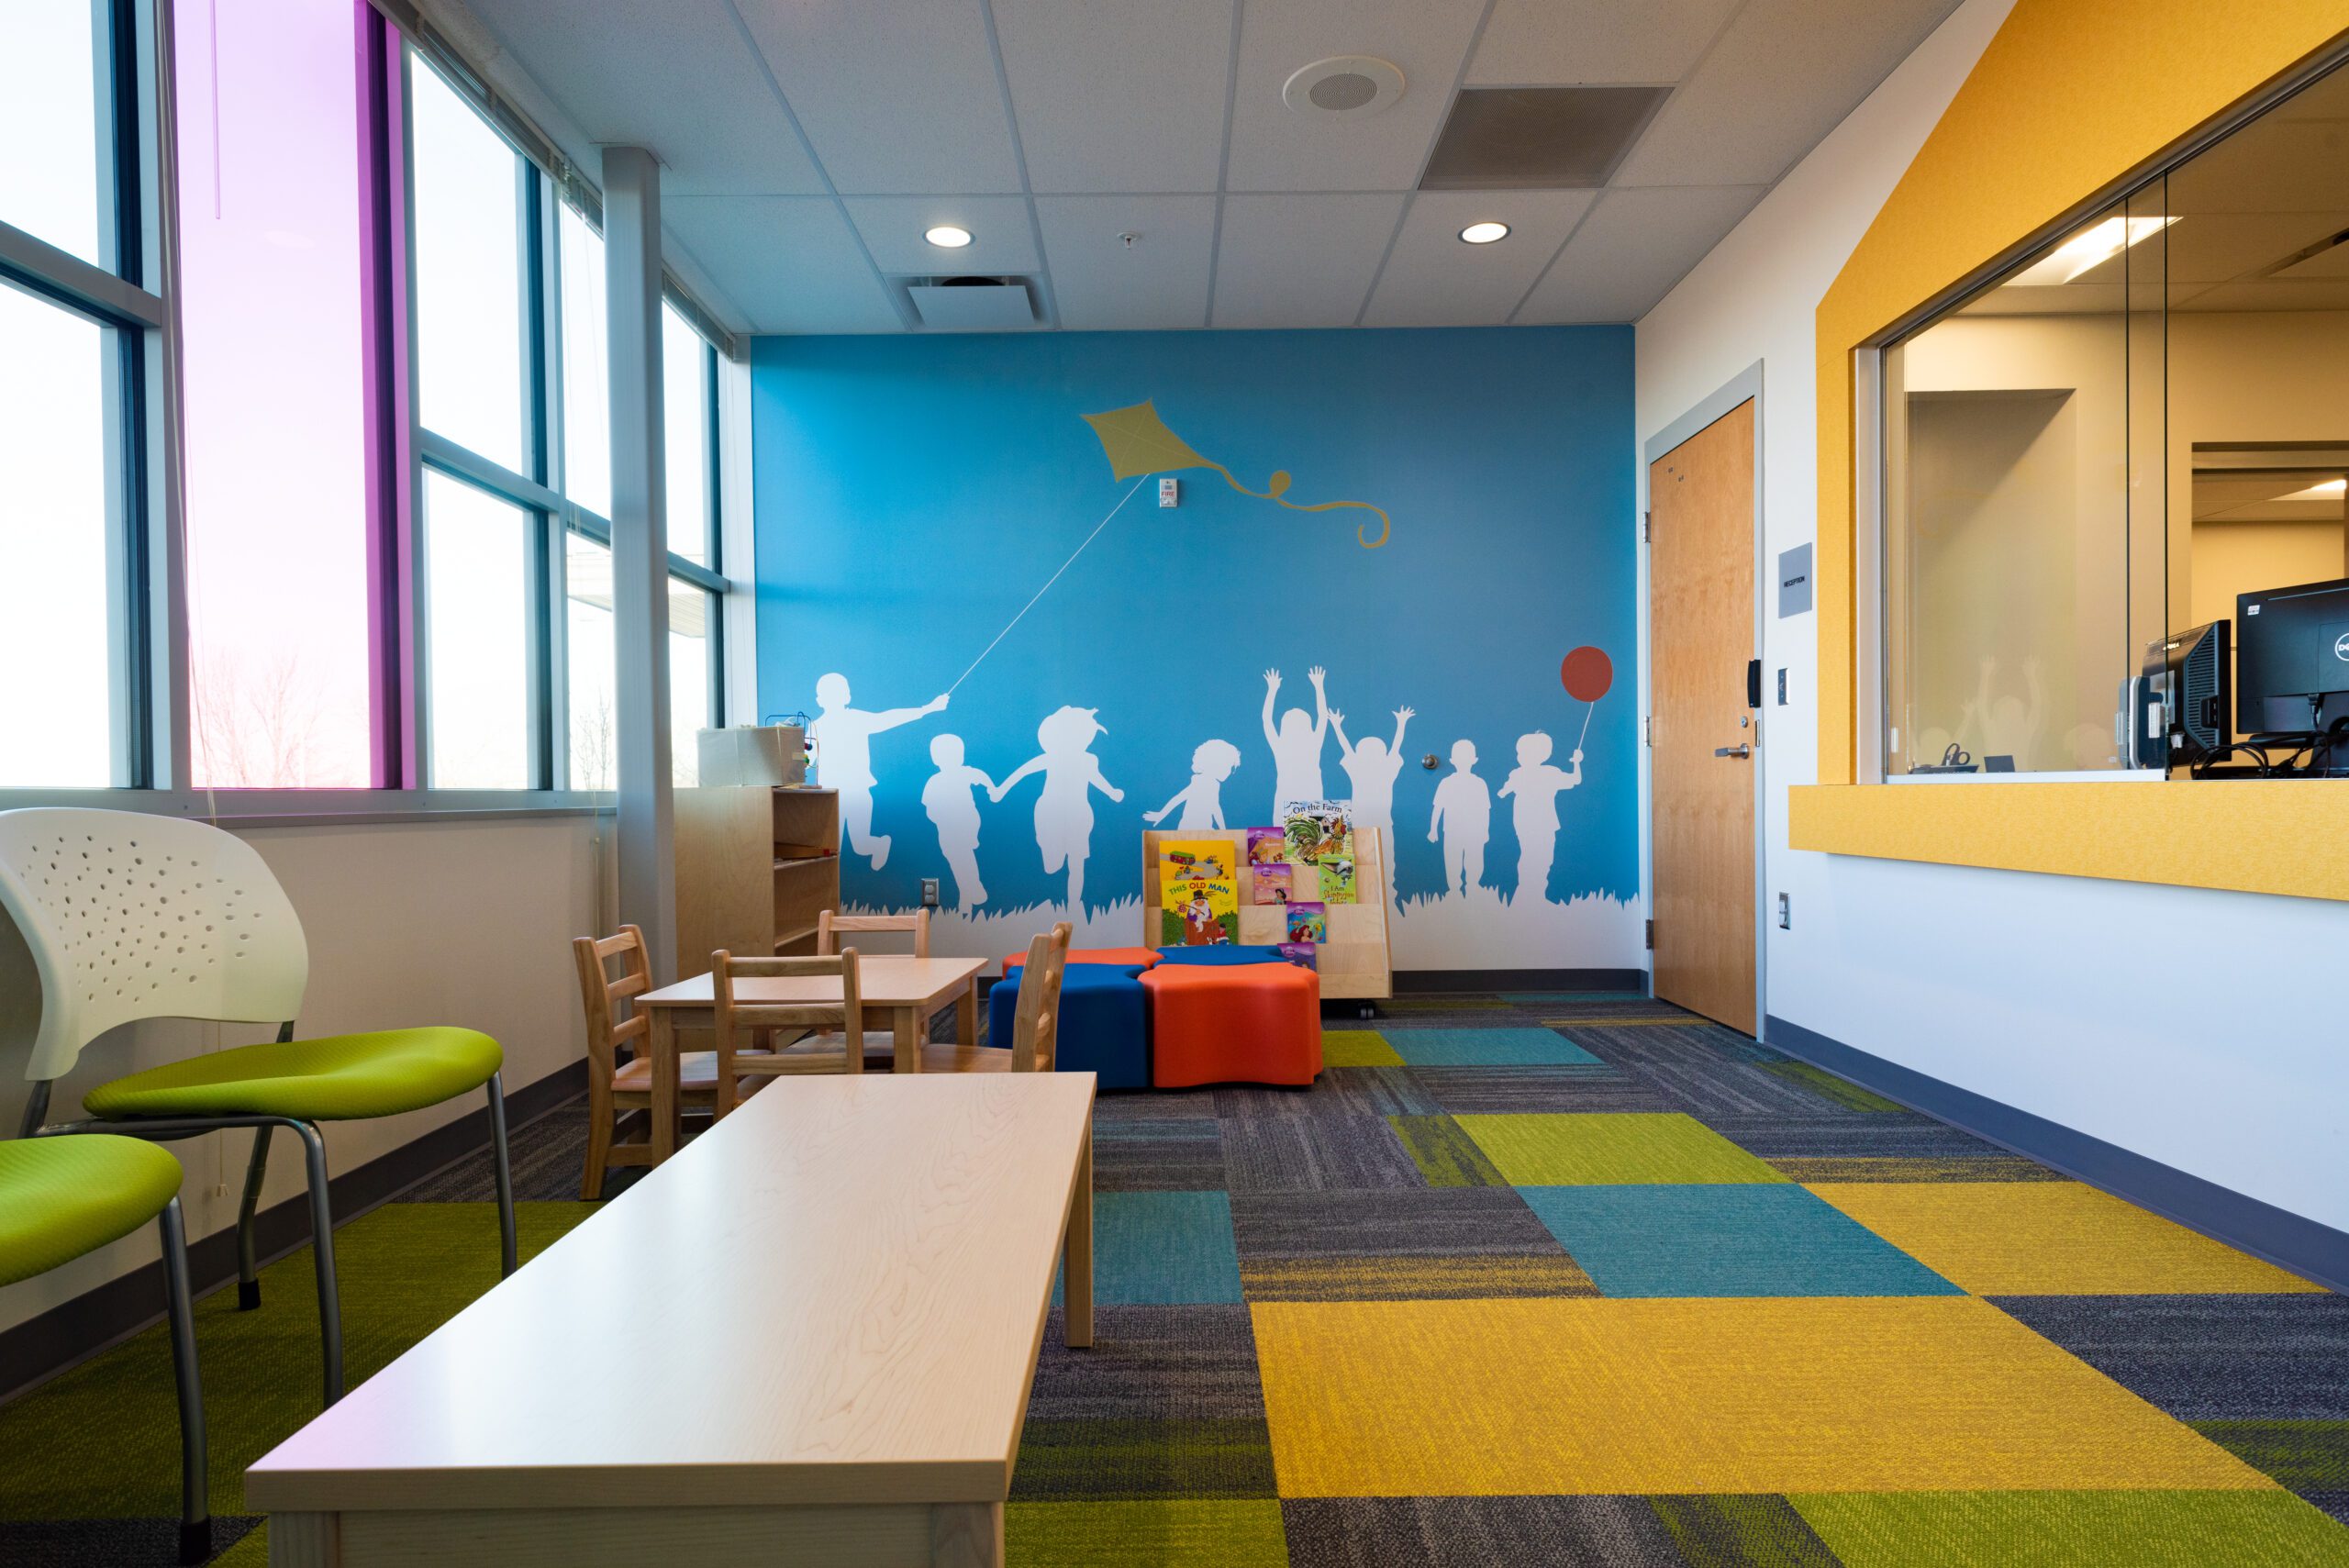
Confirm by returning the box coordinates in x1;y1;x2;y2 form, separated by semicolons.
0;808;309;1083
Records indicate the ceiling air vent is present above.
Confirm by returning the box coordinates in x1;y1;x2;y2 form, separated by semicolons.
1420;86;1668;190
906;275;1041;330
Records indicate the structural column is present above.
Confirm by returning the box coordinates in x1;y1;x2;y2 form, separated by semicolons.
602;146;675;978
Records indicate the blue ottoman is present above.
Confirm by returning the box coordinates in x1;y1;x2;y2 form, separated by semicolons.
1150;944;1288;967
987;962;1151;1090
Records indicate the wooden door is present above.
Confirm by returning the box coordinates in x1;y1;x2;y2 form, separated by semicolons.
1649;399;1757;1033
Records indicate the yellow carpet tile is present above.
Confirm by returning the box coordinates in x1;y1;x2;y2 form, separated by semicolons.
1804;1182;2327;1296
1251;1296;2273;1498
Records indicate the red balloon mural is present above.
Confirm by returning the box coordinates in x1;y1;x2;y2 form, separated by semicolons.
1560;646;1613;703
1561;646;1612;754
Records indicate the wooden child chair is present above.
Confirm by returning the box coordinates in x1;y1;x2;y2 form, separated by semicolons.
914;921;1071;1073
814;909;930;1064
711;949;867;1115
573;925;735;1198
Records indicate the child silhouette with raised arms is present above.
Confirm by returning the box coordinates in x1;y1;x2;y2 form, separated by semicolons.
920;734;996;910
993;706;1123;912
1497;731;1582;905
1144;739;1241;831
1427;740;1491;897
1330;705;1413;832
1261;666;1330;819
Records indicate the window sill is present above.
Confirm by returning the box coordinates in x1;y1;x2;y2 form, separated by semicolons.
1787;777;2349;902
0;789;617;829
1884;768;2165;784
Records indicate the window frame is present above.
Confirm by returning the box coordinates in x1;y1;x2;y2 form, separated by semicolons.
0;0;740;820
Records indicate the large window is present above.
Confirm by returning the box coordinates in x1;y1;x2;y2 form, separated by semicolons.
0;284;117;786
0;6;732;805
1880;58;2349;781
176;0;375;786
0;0;152;789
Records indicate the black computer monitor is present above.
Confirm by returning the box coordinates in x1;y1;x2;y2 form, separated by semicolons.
2140;621;2230;769
2236;576;2349;736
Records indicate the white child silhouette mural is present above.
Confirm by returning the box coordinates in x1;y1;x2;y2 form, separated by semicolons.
1428;739;1491;896
1261;667;1331;822
809;673;948;871
920;734;997;910
1330;704;1413;832
993;706;1123;913
1143;740;1241;830
1497;731;1582;905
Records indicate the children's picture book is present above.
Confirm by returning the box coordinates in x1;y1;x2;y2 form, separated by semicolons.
1158;840;1238;945
1245;828;1288;867
1286;902;1328;944
1275;942;1319;971
1252;863;1293;905
1280;799;1354;865
1315;857;1356;905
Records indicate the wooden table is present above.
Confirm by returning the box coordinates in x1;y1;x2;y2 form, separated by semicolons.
637;955;988;1162
248;1071;1096;1568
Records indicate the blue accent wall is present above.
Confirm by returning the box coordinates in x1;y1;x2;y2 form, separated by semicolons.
751;327;1635;957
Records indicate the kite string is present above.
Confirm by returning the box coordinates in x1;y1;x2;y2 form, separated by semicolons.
944;476;1150;696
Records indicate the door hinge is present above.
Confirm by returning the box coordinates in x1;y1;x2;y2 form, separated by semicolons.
1643;716;1653;747
1642;511;1651;543
1644;917;1655;951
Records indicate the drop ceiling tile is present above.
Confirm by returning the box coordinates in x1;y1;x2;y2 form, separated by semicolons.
462;0;823;195
1517;184;1765;322
1224;0;1489;193
1210;192;1408;328
1035;195;1217;330
731;0;1023;195
1611;0;1961;187
995;0;1235;194
1466;0;1741;86
2177;278;2349;313
663;196;905;334
2169;118;2349;216
842;196;1040;274
1363;190;1597;327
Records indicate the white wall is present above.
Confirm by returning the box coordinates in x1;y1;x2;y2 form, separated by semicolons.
1635;0;2349;1235
0;814;603;1333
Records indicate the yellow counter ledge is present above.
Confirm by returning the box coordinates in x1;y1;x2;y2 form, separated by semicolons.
1787;780;2349;903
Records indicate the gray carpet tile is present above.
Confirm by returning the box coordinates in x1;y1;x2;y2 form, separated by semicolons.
1219;1116;1425;1192
0;1518;263;1568
1213;1066;1438;1118
1698;1111;2009;1160
1990;1295;2349;1420
1413;1066;1676;1115
1230;1185;1564;1261
1567;1029;1840;1116
1092;1118;1228;1192
1283;1496;1689;1568
1028;1306;1266;1423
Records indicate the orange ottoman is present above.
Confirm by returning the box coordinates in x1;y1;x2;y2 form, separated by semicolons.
1141;962;1322;1088
1003;946;1162;971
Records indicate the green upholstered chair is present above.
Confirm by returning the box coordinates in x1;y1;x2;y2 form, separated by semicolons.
0;807;516;1408
0;1135;209;1562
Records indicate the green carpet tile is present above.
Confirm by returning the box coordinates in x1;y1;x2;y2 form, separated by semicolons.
6;991;2345;1566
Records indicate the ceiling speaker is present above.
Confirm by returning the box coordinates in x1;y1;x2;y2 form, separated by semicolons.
1283;56;1405;119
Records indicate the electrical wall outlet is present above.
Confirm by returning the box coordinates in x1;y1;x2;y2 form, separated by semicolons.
920;878;941;908
1776;892;1791;930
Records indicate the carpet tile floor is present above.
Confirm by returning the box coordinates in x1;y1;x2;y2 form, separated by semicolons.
5;990;2345;1565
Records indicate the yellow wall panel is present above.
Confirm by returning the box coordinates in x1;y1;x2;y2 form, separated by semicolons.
1807;0;2349;895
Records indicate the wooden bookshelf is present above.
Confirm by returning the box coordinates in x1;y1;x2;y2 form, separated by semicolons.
674;787;841;975
1141;826;1393;1013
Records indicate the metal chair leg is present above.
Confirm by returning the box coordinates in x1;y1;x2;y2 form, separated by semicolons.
158;1199;211;1565
236;1126;271;1310
488;1072;518;1277
292;1122;344;1407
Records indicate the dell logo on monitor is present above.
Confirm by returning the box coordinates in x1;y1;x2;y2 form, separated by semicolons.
2336;631;2349;662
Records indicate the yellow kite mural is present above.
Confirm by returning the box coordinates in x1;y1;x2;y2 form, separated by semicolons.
1082;400;1393;549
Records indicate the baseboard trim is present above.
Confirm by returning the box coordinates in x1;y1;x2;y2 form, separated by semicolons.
0;1057;588;1406
1392;967;1648;994
1763;1013;2349;1295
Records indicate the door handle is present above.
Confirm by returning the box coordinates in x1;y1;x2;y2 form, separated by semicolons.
1713;743;1752;759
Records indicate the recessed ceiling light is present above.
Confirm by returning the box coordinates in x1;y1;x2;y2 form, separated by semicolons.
925;225;974;250
1459;221;1509;245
